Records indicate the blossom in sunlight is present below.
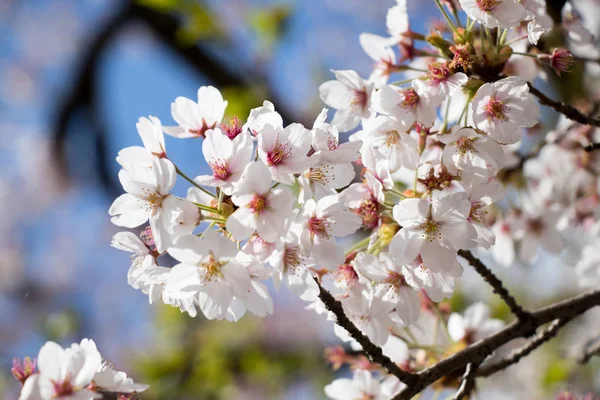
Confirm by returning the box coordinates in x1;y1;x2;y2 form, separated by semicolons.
319;70;375;132
164;85;227;138
18;339;147;400
472;76;539;144
459;0;529;28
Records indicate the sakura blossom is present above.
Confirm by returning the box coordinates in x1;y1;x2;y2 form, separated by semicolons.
68;0;600;397
164;85;228;138
472;76;540;144
17;339;147;400
319;70;375;131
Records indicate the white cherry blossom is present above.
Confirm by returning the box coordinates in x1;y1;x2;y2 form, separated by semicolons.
195;128;253;194
257;123;316;184
298;195;362;269
226;161;293;242
164;85;227;138
472;76;539;144
319;70;375;132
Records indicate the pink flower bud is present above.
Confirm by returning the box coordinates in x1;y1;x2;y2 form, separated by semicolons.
540;48;575;77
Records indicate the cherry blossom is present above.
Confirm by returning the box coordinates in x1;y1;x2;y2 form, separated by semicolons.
166;230;273;321
375;80;439;127
226;161;293;242
298;195;362;269
319;70;375;132
257;122;316;184
389;192;477;274
164;85;228;138
472;76;539;144
448;302;504;343
195;128;253;194
109;158;199;252
459;0;529;29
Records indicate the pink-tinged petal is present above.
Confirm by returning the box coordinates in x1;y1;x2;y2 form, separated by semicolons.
447;313;466;342
155;158;177;195
354;252;387;282
171;96;201;129
464;302;490;328
197;86;227;125
331;107;361;132
149;210;170;253
116;146;154;168
325;378;360;400
137;116;165;155
312;236;345;269
519;233;539;263
167;235;206;264
111;232;148;254
441;222;477;250
109;194;149;228
226;208;257;241
19;374;42;400
233;162;273;197
332;69;365;91
394;288;421;326
163;125;193;138
319;80;354;109
393;198;429;226
389;229;422;264
329;210;362;237
197;281;234;320
37;342;67;382
421;241;456;273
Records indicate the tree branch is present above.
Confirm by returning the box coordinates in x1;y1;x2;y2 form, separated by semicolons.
457;250;530;320
584;143;600;152
315;280;418;386
527;83;600;128
578;335;600;364
452;362;479;400
392;290;600;400
477;318;567;377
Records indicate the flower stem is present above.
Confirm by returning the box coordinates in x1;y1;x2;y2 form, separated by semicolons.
512;51;539;59
175;165;216;198
434;0;462;40
192;202;220;214
345;235;371;256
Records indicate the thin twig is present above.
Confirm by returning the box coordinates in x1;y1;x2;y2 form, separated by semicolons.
584;143;600;152
457;250;530;320
578;335;600;364
392;290;600;399
315;280;418;386
527;83;600;128
477;318;567;377
453;362;479;400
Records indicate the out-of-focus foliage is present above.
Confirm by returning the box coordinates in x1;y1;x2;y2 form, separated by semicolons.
248;5;293;55
133;306;331;400
137;0;224;44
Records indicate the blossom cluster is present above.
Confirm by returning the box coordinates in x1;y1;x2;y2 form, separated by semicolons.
13;339;147;400
31;0;598;398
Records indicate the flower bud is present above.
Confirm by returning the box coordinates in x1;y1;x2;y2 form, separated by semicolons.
539;48;575;77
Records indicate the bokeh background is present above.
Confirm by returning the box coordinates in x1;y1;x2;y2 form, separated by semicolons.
1;0;600;399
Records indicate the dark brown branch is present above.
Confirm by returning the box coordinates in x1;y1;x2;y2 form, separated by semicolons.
527;83;600;128
578;335;600;364
315;280;418;386
477;318;567;377
457;250;530;320
52;1;302;193
453;362;479;400
392;290;600;400
584;143;600;152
